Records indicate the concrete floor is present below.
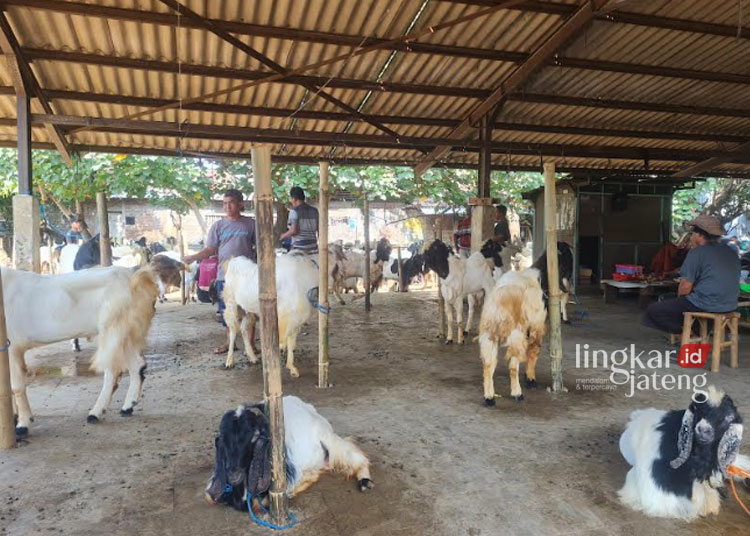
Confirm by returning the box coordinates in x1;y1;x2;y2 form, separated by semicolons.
1;287;749;536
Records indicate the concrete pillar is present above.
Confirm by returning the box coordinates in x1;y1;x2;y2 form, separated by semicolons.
12;194;40;272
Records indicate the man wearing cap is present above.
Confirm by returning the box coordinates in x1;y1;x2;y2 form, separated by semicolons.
184;188;258;355
643;215;739;335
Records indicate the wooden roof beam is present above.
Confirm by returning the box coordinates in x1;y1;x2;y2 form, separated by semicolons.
32;113;750;164
7;0;749;59
672;141;750;178
0;12;72;164
414;0;611;177
156;0;404;143
30;87;750;144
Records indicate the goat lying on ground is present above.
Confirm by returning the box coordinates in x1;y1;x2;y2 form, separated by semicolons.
222;252;319;376
424;239;503;344
3;266;160;437
205;396;373;511
532;241;574;323
618;386;750;520
477;268;546;405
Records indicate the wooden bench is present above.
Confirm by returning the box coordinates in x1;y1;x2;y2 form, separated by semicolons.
601;279;677;308
678;311;740;372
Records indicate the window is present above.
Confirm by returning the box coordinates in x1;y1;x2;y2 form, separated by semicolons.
125;216;135;225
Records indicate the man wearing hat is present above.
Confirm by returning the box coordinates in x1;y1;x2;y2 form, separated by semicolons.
643;215;739;335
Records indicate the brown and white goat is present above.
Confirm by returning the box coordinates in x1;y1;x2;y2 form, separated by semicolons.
478;268;546;405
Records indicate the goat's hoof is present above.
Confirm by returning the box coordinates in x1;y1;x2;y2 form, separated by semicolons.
222;364;235;370
289;368;300;378
444;340;453;345
86;415;99;424
512;394;524;403
484;398;496;407
563;319;571;325
463;330;469;336
525;378;537;389
120;408;134;417
15;426;28;439
358;478;374;492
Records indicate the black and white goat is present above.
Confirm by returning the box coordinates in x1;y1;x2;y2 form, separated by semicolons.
619;386;750;520
423;239;503;344
3;266;160;437
333;238;392;302
532;241;573;323
205;396;373;511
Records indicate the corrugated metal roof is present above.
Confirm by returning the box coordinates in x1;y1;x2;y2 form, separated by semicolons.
1;0;749;178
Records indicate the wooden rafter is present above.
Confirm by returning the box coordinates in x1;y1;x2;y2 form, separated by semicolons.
672;141;750;178
156;0;403;143
32;113;750;164
8;0;750;68
0;12;72;165
414;0;612;176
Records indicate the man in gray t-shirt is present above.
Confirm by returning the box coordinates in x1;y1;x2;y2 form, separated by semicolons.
280;186;319;252
643;215;739;334
184;189;257;354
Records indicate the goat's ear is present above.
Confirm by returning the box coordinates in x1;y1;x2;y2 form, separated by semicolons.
670;408;695;469
718;423;743;477
246;437;270;495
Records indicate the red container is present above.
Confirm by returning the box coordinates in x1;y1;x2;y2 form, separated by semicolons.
615;264;643;275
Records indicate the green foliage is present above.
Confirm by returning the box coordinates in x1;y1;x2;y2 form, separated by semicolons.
672;178;750;234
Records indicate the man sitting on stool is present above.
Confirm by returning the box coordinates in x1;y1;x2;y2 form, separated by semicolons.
643;215;739;335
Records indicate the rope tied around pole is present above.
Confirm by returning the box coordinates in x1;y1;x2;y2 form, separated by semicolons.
307;287;330;315
246;493;298;531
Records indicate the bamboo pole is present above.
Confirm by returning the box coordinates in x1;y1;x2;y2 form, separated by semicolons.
397;246;404;292
96;192;112;267
544;162;564;392
317;162;330;388
435;219;446;338
178;214;186;305
0;270;14;449
363;197;371;312
251;146;289;525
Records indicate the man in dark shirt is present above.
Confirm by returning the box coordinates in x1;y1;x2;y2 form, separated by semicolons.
643;215;739;334
280;186;319;253
65;217;83;245
493;204;510;245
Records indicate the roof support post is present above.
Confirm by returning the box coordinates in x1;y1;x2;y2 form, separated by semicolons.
471;115;494;254
16;92;31;195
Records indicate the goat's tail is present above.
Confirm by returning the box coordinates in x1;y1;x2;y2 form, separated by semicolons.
325;434;371;483
91;267;160;375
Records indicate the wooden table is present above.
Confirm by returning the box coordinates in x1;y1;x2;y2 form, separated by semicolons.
600;279;678;308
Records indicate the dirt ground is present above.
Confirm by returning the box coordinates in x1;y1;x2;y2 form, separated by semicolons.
1;286;749;536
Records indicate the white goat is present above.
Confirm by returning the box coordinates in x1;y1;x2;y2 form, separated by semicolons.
222;253;319;376
205;395;373;510
423;239;500;344
478;268;546;405
3;266;160;437
619;386;750;521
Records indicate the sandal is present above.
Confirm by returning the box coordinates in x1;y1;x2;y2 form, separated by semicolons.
214;344;231;354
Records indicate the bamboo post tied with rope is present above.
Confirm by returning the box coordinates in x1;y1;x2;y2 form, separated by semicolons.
251;146;289;525
544;162;564;393
317;161;330;389
0;270;14;449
